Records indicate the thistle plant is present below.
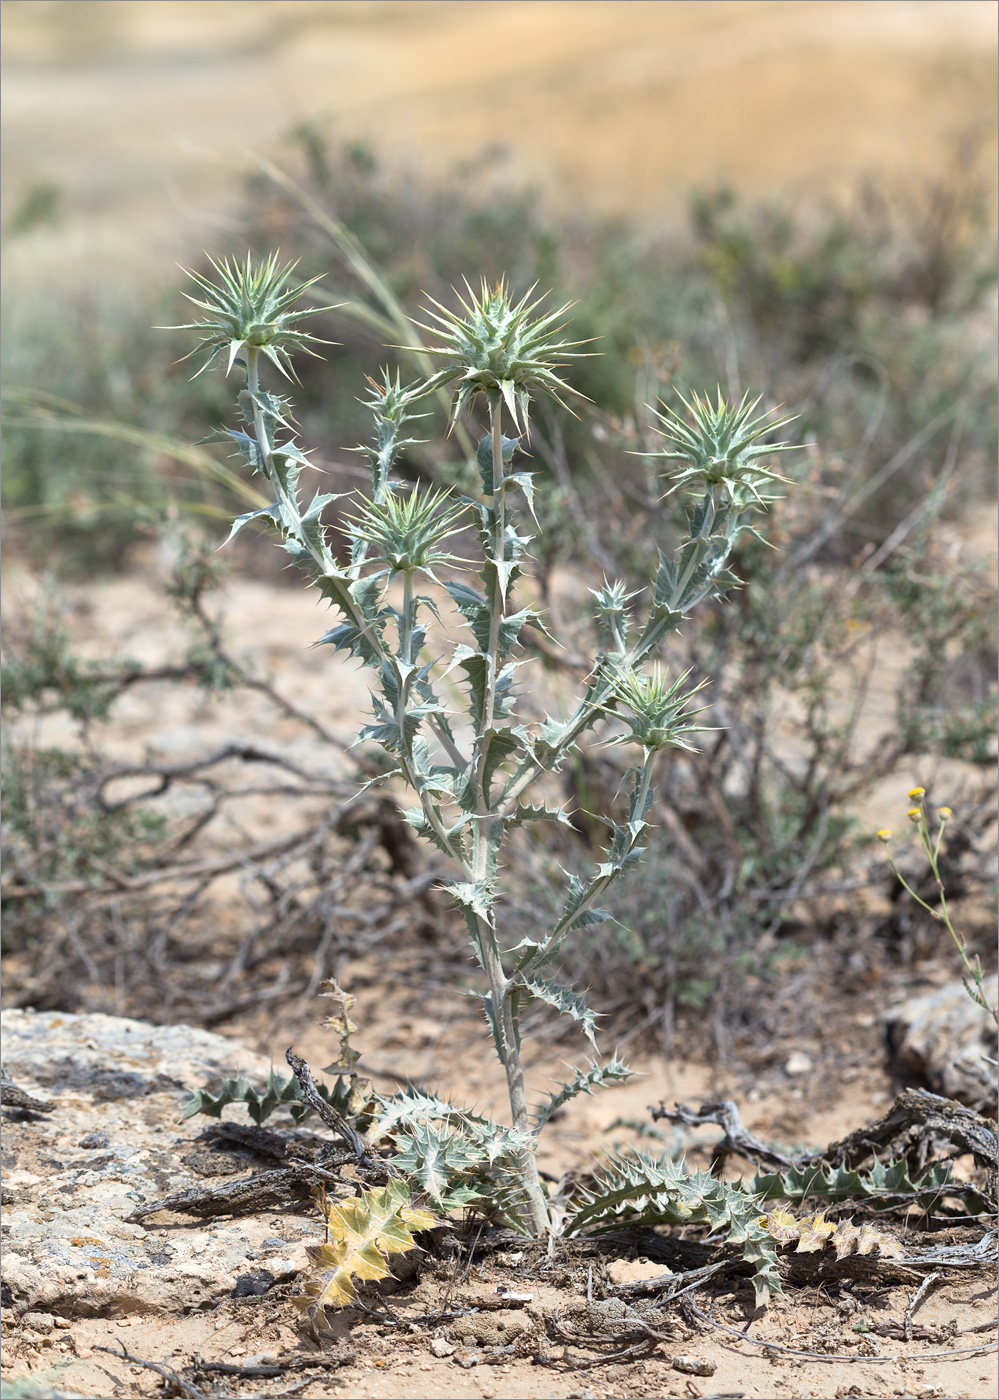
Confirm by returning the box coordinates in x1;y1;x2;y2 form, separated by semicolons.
878;791;998;1026
175;257;796;1240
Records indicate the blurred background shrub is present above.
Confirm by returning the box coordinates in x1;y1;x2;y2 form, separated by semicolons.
2;118;995;1044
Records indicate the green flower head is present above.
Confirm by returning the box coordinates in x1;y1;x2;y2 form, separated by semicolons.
413;278;590;433
650;389;797;507
600;663;709;755
344;487;468;578
172;254;338;378
590;579;640;651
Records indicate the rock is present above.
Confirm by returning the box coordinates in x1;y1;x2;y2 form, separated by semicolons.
430;1336;455;1357
231;1269;276;1297
784;1051;813;1076
606;1257;670;1285
0;1009;315;1318
886;976;998;1110
20;1311;54;1334
78;1132;110;1150
672;1353;717;1375
448;1309;532;1348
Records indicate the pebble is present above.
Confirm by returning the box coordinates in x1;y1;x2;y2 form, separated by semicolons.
672;1353;717;1376
21;1312;54;1334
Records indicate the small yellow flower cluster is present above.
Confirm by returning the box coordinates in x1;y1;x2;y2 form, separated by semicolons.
877;789;956;845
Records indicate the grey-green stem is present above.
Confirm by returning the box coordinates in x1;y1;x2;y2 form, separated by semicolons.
466;397;549;1234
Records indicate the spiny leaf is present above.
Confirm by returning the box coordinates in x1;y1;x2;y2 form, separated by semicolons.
506;800;575;829
533;1058;635;1131
390;1118;489;1208
223;502;282;546
480;727;522;801
369;1090;537;1230
297;1180;436;1318
757;1207;904;1260
749;1158;952;1208
519;978;600;1046
178;1068;361;1127
565;1150;781;1307
444;879;494;923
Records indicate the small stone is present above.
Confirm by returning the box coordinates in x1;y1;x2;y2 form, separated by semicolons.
21;1311;54;1334
784;1051;813;1076
53;1317;72;1329
607;1257;668;1285
78;1131;110;1150
671;1353;717;1376
453;1345;479;1367
231;1269;275;1298
430;1337;455;1357
244;1352;279;1367
494;1283;533;1302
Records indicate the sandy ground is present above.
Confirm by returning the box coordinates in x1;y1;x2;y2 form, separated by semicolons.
2;985;996;1400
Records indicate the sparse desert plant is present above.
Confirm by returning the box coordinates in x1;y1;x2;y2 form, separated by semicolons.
878;790;998;1026
173;253;797;1244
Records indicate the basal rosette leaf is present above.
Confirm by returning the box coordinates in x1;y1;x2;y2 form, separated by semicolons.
566;1150;782;1306
296;1180;435;1320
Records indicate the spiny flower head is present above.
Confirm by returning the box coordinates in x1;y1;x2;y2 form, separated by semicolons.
413;278;589;433
600;663;708;755
352;368;431;499
345;487;467;577
590;579;640;651
359;367;430;429
173;254;337;378
651;389;797;507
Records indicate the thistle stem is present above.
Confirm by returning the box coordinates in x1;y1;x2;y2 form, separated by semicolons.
465;395;550;1235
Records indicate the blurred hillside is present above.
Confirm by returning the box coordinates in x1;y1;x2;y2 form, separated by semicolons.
2;0;996;282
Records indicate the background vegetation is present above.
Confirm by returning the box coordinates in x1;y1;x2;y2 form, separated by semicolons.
2;122;996;1054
